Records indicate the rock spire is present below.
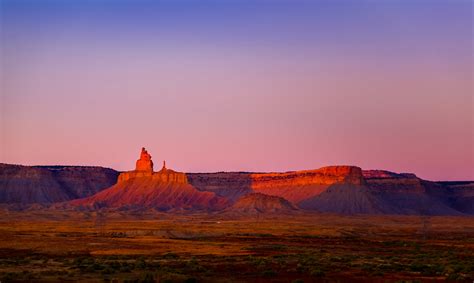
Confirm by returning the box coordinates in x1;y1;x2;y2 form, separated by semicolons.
135;147;154;172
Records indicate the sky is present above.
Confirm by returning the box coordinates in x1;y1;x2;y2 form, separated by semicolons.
0;0;472;180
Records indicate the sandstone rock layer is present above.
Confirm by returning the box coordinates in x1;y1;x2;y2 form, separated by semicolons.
68;148;229;211
1;153;472;216
188;166;365;203
135;147;153;172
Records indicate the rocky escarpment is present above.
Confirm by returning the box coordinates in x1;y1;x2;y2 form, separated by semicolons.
118;167;187;183
362;170;463;215
436;181;474;214
1;152;472;216
188;166;365;204
186;172;254;202
69;148;229;211
117;148;187;184
190;167;470;215
251;166;365;204
0;163;119;204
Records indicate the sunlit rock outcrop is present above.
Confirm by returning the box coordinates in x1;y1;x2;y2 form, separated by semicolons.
135;147;154;172
70;148;229;211
118;148;187;184
188;166;366;203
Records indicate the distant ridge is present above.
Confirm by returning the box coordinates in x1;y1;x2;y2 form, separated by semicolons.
0;163;118;204
0;148;473;216
187;166;365;203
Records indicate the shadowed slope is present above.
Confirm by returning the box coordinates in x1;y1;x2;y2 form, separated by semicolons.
362;171;463;215
228;193;297;214
299;184;387;214
438;182;474;214
0;163;118;204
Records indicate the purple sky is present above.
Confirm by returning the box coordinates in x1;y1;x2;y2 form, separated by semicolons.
1;0;472;180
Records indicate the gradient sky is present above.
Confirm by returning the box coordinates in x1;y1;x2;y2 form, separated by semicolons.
0;0;472;180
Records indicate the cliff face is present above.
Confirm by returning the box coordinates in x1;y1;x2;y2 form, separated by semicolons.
436;181;474;214
0;164;119;204
252;166;365;187
188;166;365;203
68;148;229;211
1;157;472;216
189;167;470;215
117;147;187;183
362;170;424;193
118;168;187;184
135;147;154;173
251;166;365;203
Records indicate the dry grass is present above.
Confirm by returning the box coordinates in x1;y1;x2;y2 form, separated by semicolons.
0;210;473;282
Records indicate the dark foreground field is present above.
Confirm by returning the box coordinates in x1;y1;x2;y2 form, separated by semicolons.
0;210;473;282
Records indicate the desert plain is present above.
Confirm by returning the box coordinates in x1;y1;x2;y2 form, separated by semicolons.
1;210;473;282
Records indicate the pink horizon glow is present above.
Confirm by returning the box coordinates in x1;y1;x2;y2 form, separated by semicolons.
1;1;472;181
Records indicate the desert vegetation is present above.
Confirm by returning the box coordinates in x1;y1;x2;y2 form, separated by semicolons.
0;210;473;282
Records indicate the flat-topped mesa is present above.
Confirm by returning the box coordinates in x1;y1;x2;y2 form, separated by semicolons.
249;165;366;187
117;148;187;184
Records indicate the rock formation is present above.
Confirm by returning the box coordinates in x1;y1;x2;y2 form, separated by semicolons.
118;148;187;183
135;147;154;172
189;167;469;215
1;153;472;215
70;148;229;211
361;170;462;215
438;181;474;214
69;177;230;211
0;164;118;204
187;166;366;203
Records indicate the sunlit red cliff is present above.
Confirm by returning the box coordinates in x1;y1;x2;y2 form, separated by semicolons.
0;148;472;215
